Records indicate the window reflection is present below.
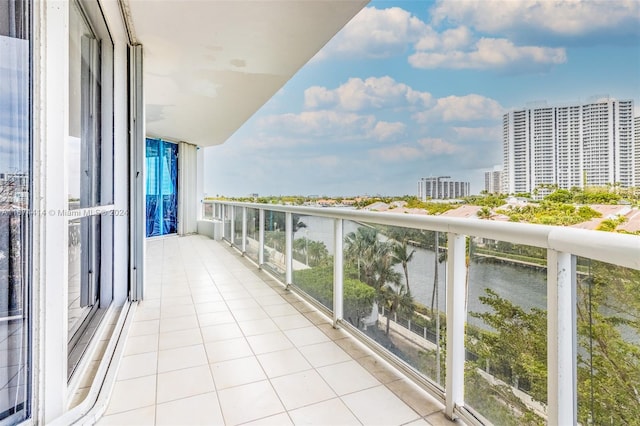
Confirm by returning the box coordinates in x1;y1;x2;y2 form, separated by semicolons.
0;0;30;422
68;0;101;209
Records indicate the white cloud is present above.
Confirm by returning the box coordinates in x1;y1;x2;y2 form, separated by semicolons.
314;4;581;72
370;144;424;161
417;137;461;154
370;137;463;162
304;76;433;111
416;26;473;51
259;110;375;137
453;126;502;142
430;0;640;40
369;121;406;141
413;94;503;123
258;110;405;143
409;37;566;70
314;6;427;60
304;86;337;109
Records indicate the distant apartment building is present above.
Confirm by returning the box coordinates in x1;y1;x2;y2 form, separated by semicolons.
502;98;637;197
417;177;470;200
484;167;502;194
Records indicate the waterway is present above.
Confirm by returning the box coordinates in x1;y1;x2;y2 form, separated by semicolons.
294;215;547;329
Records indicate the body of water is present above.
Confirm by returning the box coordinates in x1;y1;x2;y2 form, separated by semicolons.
294;215;547;329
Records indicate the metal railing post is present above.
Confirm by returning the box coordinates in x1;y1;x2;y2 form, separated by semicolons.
241;207;247;254
445;233;466;420
333;218;344;328
285;212;293;286
230;205;235;244
222;204;227;240
258;209;265;267
547;250;577;426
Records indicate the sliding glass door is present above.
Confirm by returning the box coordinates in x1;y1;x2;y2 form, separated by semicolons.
66;0;114;377
0;0;31;422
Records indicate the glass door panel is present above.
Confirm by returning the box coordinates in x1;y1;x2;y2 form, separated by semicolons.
146;138;178;237
0;0;31;421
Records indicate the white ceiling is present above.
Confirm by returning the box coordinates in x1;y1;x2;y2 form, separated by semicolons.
126;0;368;147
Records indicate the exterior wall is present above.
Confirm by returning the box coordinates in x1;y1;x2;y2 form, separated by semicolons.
503;99;636;195
556;105;582;189
484;170;502;194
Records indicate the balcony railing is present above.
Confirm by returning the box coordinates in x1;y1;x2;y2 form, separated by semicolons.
202;201;640;426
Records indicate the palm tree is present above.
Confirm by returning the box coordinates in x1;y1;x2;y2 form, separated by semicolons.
345;227;379;283
293;237;309;264
381;281;413;335
392;240;415;294
477;206;492;219
345;226;415;336
292;215;307;234
307;240;329;266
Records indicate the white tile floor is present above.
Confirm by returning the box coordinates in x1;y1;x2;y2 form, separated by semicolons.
96;235;459;426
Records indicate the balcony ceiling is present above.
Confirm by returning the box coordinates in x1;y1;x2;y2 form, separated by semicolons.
126;0;368;147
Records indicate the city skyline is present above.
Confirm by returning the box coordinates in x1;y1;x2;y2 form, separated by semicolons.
204;0;640;197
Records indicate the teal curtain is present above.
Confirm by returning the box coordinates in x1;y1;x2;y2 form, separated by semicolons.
146;138;178;237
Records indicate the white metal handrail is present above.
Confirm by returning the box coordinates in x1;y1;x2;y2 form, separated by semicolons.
205;200;640;426
210;201;639;269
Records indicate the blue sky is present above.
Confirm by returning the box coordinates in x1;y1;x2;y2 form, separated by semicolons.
205;0;640;197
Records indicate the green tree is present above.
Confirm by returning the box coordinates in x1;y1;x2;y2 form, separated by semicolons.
469;289;547;402
380;281;413;335
392;240;415;294
576;262;640;425
307;240;329;267
344;226;414;333
544;189;573;203
476;206;492;219
469;261;640;425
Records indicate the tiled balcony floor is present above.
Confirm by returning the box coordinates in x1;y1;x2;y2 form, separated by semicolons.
97;235;458;426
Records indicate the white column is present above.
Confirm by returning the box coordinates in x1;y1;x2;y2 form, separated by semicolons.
38;1;68;420
285;212;292;285
547;250;577;426
333;219;344;327
445;233;467;419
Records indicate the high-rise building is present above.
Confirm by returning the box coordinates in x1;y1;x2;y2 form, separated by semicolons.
484;167;502;194
635;116;640;187
503;98;636;197
417;177;470;200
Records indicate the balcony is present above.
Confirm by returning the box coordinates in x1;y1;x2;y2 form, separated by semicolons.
95;201;638;425
96;234;452;425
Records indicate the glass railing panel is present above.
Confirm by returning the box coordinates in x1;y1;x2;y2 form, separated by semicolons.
291;214;335;312
202;202;213;219
233;207;243;246
575;258;640;425
343;223;447;386
222;205;231;242
245;208;259;263
262;210;286;282
465;238;548;424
